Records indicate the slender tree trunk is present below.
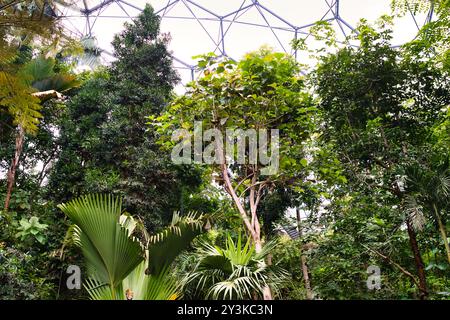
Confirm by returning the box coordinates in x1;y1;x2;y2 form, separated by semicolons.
220;164;272;300
296;207;313;300
4;125;25;213
406;219;428;299
300;255;313;299
254;240;273;300
393;181;428;299
220;164;255;238
254;217;273;300
217;134;272;300
432;204;450;265
249;175;272;300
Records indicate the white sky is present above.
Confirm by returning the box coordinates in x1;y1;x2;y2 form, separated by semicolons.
1;1;431;212
57;0;431;84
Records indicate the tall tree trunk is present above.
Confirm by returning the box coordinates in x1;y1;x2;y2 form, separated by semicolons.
406;219;428;299
217;135;272;300
432;204;450;265
220;165;272;300
4;125;25;213
254;239;273;300
296;207;313;300
300;255;313;299
249;175;272;300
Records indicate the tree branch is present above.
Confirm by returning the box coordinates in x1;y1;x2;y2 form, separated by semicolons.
362;244;421;289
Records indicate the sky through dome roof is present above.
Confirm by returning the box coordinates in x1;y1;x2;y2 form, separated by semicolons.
55;0;434;85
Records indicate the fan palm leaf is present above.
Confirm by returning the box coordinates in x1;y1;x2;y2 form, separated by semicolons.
19;55;80;94
58;194;145;297
60;194;205;299
182;234;288;300
85;259;180;300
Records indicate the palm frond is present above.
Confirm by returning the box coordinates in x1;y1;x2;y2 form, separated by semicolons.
143;268;181;300
58;194;145;293
147;211;205;275
435;174;450;199
119;212;138;237
207;275;260;300
181;234;288;300
19;56;55;85
61;195;204;300
122;259;180;300
405;195;426;231
224;234;255;266
85;277;120;300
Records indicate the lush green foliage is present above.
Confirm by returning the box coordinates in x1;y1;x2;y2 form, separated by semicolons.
310;17;450;299
1;2;449;301
178;233;288;300
59;194;204;300
48;5;207;232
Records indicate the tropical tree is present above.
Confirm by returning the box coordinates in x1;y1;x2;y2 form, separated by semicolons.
49;5;205;231
58;194;205;300
152;48;317;299
1;55;78;213
313;18;450;298
404;156;450;264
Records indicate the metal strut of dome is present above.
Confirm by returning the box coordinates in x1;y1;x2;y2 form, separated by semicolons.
55;0;435;82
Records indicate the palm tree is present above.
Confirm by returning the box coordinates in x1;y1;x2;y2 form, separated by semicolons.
405;157;450;264
1;55;79;212
180;234;288;300
58;194;205;300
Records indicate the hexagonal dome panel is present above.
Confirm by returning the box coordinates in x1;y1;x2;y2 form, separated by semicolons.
55;0;434;84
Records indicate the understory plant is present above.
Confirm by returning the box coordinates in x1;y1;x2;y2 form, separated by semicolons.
179;233;288;300
59;194;205;300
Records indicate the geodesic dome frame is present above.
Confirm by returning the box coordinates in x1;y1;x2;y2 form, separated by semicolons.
55;0;435;83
